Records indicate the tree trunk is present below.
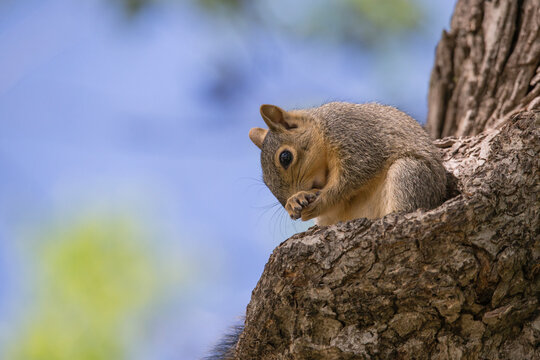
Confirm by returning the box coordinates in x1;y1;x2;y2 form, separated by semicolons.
233;1;540;358
426;0;540;139
234;111;539;359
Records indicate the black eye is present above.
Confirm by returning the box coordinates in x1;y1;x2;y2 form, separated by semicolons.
279;150;293;169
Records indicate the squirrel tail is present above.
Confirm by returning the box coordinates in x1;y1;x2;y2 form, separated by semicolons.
202;322;244;360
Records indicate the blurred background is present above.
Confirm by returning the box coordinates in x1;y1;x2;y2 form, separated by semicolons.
0;0;456;358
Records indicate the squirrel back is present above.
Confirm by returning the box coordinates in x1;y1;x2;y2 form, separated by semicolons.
249;102;447;226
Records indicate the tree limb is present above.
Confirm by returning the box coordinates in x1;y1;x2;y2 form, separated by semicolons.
235;111;539;359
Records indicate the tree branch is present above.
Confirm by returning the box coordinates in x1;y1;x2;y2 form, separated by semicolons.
427;0;540;139
235;111;539;359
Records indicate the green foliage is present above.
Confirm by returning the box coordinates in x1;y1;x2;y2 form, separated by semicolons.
42;219;155;319
286;0;423;45
5;217;163;360
197;0;244;12
348;0;422;32
112;0;156;15
110;0;424;45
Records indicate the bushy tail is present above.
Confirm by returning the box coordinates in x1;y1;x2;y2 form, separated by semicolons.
202;323;244;360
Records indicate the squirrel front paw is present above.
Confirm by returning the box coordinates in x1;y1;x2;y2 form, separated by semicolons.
285;191;319;220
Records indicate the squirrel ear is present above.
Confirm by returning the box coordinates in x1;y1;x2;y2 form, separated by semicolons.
260;104;297;131
249;127;268;149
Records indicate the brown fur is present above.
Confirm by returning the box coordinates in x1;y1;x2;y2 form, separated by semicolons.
250;102;447;226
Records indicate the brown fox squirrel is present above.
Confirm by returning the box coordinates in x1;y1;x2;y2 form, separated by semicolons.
205;102;447;359
249;102;447;225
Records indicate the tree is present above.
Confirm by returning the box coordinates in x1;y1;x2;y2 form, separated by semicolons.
232;1;540;358
426;0;540;138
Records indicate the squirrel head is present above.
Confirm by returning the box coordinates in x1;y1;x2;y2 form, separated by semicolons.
249;104;328;207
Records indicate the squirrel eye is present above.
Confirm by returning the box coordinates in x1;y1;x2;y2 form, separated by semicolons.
279;150;293;169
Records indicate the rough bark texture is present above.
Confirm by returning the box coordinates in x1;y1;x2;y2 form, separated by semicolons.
426;0;540;139
234;111;539;359
232;1;540;358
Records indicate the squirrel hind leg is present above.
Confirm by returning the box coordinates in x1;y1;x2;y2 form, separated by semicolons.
384;157;447;215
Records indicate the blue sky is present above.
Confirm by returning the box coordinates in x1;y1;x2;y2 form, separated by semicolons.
0;0;456;358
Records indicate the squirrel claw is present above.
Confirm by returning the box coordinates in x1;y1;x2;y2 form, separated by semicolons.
285;191;319;220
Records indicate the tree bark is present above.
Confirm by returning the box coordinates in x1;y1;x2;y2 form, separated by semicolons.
234;111;539;359
232;1;540;358
426;0;540;139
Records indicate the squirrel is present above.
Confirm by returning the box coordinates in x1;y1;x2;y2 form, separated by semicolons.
249;102;447;226
204;103;447;359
